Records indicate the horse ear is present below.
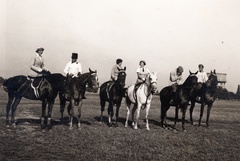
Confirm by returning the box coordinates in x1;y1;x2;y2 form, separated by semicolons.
211;70;212;74
124;66;126;71
89;68;92;72
195;71;198;75
189;70;192;75
214;69;216;74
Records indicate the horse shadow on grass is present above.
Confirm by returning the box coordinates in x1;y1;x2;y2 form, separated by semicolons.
94;116;126;127
15;116;91;128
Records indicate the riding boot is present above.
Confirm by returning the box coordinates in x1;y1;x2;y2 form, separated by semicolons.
134;83;140;97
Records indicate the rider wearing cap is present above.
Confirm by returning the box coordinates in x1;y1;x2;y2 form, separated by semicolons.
169;66;184;92
196;64;208;83
28;47;48;77
168;66;184;104
18;47;49;96
196;64;208;101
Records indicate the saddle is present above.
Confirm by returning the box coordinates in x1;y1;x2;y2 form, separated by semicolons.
30;77;45;98
29;76;50;98
133;83;144;100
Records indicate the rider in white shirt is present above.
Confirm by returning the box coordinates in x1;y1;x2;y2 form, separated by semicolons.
196;64;208;83
196;64;208;101
64;53;85;99
134;60;151;93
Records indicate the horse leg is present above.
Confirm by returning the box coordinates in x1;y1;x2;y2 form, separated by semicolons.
69;101;73;130
145;104;150;131
174;105;179;128
114;103;120;127
107;102;114;127
77;101;82;128
125;98;131;128
100;99;106;123
41;100;47;129
46;100;54;130
6;92;14;126
10;96;22;126
59;93;66;123
133;104;141;130
206;104;212;127
160;105;166;128
189;101;195;125
199;103;205;126
131;104;137;127
182;104;188;132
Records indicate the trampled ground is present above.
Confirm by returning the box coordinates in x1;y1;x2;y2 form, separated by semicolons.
0;88;240;161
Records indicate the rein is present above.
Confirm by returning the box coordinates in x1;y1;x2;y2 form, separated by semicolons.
141;81;157;110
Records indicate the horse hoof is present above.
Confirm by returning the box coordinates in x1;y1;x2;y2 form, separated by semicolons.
146;128;150;131
69;127;73;130
12;123;17;127
47;126;52;130
133;126;138;130
113;123;118;127
173;129;178;133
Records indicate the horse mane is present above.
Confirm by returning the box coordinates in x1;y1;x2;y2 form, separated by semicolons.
182;71;198;87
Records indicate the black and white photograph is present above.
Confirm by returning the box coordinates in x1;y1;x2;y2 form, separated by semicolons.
0;0;240;160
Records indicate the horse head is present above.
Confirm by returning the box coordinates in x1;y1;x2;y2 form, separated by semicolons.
116;67;127;88
86;68;99;93
183;71;198;88
206;70;218;88
148;72;158;93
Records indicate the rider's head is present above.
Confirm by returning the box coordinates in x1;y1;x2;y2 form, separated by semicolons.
36;47;44;55
71;53;78;63
139;60;146;67
177;66;184;76
198;64;204;72
116;59;123;66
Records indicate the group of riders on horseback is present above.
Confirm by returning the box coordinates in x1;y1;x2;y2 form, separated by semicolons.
14;47;208;103
3;47;217;130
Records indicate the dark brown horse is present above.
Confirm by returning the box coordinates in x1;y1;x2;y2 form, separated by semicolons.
189;70;218;127
159;71;198;131
99;68;127;127
3;71;66;129
59;68;99;129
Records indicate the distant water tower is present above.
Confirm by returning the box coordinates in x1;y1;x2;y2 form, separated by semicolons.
207;72;227;88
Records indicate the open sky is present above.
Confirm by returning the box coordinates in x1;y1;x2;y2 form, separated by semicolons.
1;0;240;92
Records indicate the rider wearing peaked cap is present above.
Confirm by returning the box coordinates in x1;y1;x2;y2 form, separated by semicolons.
169;66;184;91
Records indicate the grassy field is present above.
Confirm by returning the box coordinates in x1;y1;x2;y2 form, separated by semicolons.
0;88;240;161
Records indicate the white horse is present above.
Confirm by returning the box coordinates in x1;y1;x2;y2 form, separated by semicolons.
125;72;158;130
